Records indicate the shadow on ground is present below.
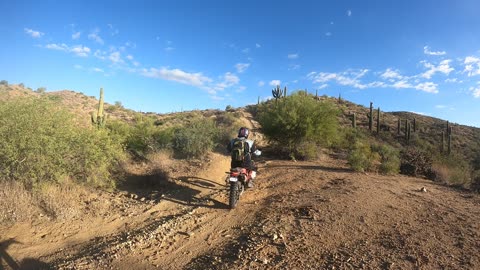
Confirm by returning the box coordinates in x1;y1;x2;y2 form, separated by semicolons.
1;239;53;270
117;169;229;210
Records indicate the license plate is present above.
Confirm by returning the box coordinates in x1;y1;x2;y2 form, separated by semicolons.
229;177;238;182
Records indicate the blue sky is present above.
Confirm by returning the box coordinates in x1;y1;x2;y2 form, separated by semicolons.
2;0;480;127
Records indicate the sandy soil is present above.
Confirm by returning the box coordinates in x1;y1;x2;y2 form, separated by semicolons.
1;113;479;270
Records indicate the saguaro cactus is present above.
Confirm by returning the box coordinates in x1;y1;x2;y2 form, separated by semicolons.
397;119;401;135
351;113;357;128
272;85;283;99
368;102;373;132
447;124;452;155
413;118;417;132
376;107;380;134
407;123;411;144
91;87;107;128
283;86;287;97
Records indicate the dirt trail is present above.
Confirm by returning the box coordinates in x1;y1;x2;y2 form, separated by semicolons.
1;112;479;269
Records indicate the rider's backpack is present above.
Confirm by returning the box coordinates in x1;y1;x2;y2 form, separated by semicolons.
231;138;247;162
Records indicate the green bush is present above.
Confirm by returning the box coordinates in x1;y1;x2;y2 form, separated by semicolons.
348;141;380;172
173;117;219;158
372;144;400;174
258;93;339;159
0;97;125;188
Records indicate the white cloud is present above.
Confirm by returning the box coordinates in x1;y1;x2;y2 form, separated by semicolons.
74;64;83;69
392;80;412;89
94;50;107;60
242;48;250;54
24;28;44;38
318;84;328;89
133;61;140;67
269;80;281;86
256;43;261;48
421;59;454;79
347;10;352;16
107;24;119;36
236;86;246;92
469;86;480;98
72;31;81;40
88;28;104;45
435;105;447;109
109;51;122;63
307;69;369;89
325;32;332;36
141;67;213;87
71;45;91;57
423;46;446;56
44;43;90;57
45;43;68;51
380;68;403;80
165;47;175;51
126;55;134;60
289;64;301;70
258;81;265;87
464;56;480;76
288;53;299;59
92;67;104;73
415;82;438;93
445;78;460;83
235;63;250;73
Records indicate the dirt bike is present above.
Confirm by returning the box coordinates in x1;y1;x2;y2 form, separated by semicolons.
226;150;261;209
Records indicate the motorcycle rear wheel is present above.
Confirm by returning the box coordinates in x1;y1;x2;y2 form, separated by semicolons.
229;182;240;209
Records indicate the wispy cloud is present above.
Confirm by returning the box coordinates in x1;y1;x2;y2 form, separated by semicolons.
107;24;119;36
44;43;90;57
415;82;438;93
242;48;250;54
141;67;213;87
165;47;175;52
24;28;44;38
269;80;281;86
470;83;480;98
423;46;446;56
258;81;265;87
235;63;250;73
71;45;91;57
307;69;369;89
88;28;104;45
92;67;104;73
74;64;83;69
435;105;447;109
325;32;332;37
212;72;240;91
464;56;480;76
420;59;454;79
72;31;81;40
109;51;123;64
289;64;301;70
380;68;403;80
347;10;352;16
256;43;261;48
288;53;299;59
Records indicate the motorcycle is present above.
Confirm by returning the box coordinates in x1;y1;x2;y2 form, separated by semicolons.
226;150;261;209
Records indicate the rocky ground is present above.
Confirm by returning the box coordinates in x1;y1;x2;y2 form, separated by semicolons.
1;113;479;270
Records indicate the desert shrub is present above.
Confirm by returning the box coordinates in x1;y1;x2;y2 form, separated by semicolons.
372;144;400;174
36;87;46;93
348;140;380;172
430;155;472;187
296;140;318;160
258;93;339;159
0;97;125;188
173;117;219;158
0;80;8;86
400;148;432;177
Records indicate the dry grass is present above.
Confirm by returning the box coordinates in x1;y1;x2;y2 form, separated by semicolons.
0;180;86;225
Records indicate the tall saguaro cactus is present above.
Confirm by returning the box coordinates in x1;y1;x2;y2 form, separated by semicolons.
368;102;373;132
91;88;107;128
397;119;401;135
272;85;283;103
376;107;381;134
351;113;357;128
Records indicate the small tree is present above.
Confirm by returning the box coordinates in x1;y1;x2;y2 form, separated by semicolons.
36;87;46;94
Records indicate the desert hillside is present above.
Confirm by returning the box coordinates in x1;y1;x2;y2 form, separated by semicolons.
0;103;479;269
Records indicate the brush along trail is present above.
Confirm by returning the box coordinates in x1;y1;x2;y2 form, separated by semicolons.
1;111;479;270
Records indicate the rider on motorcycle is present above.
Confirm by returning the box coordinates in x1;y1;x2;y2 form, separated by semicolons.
227;127;258;187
